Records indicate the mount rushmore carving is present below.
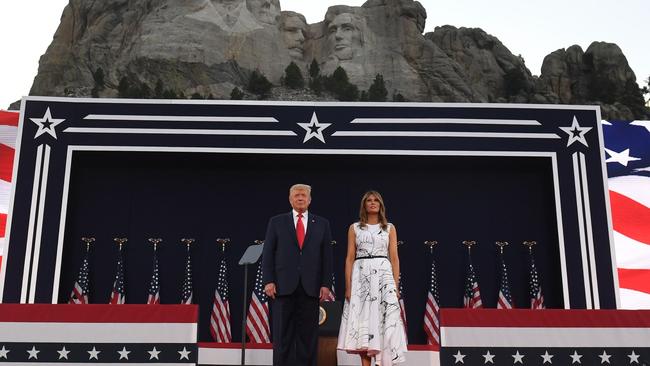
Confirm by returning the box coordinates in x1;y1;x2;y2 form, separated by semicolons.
26;0;647;119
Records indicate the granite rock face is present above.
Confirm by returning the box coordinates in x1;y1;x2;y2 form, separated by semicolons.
25;0;647;119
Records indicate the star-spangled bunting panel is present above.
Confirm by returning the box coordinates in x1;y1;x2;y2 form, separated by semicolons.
440;308;650;366
0;304;197;364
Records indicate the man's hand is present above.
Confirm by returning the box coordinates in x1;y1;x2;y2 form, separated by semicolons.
264;283;276;299
319;286;331;302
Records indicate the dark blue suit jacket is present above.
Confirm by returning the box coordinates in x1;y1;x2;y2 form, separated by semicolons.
262;211;333;297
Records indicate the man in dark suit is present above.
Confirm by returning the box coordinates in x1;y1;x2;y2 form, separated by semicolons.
262;183;333;366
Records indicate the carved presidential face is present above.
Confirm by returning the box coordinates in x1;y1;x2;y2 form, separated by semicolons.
328;13;363;60
281;15;307;59
247;0;280;25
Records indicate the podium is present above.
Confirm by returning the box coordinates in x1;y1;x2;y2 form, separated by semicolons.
318;301;343;366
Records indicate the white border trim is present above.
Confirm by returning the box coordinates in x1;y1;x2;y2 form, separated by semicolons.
63;128;297;136
84;115;279;123
350;118;541;125
572;152;593;309
50;145;569;305
580;152;600;308
20;144;44;303
550;154;570;308
28;145;51;303
332;131;560;139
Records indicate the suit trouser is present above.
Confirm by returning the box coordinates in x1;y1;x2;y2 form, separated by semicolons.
272;281;319;366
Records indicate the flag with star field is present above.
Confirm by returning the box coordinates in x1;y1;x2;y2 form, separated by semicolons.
0;304;198;364
440;308;650;366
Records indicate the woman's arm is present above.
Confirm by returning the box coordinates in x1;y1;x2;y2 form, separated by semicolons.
344;224;357;300
388;224;400;291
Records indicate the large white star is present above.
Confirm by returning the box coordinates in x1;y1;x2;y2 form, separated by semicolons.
453;350;466;364
598;350;611;364
118;346;131;360
87;346;100;360
30;107;65;139
512;350;525;364
0;346;9;359
27;346;40;360
57;346;70;360
540;350;554;364
482;350;495;364
148;346;161;360
569;350;582;364
628;350;640;364
297;112;331;143
631;120;650;133
559;116;592;147
178;346;191;360
605;148;641;166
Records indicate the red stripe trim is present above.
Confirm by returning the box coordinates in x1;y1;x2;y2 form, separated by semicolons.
610;191;650;245
407;344;438;351
0;213;6;238
441;309;650;327
618;268;650;294
0;111;19;126
198;342;273;349
0;144;14;182
0;304;198;322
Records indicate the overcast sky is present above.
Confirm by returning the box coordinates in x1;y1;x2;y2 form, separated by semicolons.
1;0;648;109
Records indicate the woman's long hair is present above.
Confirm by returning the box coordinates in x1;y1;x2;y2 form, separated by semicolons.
359;190;388;231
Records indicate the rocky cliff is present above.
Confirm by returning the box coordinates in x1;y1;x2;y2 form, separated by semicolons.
23;0;648;119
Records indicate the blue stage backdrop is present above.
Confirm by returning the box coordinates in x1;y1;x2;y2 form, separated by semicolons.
1;98;617;344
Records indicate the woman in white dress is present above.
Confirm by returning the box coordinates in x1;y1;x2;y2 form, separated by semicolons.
337;190;407;366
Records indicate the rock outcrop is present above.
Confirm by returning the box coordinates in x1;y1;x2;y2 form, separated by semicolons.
23;0;648;120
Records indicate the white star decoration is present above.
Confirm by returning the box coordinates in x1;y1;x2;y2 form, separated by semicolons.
0;346;9;359
57;346;70;360
118;346;131;360
630;120;650;133
560;116;592;147
598;350;611;364
605;148;641;166
453;350;466;364
482;350;495;364
87;346;100;360
178;346;191;360
512;350;524;364
148;346;161;360
27;346;40;360
30;107;65;139
541;350;554;364
297;112;331;143
628;350;640;364
569;350;582;364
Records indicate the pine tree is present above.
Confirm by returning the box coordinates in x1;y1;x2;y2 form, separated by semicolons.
230;87;244;100
368;74;388;102
284;62;305;89
247;70;273;99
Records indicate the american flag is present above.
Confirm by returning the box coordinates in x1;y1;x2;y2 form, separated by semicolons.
324;272;336;302
210;257;232;342
69;246;91;304
146;248;160;305
497;253;514;309
246;262;270;343
463;257;482;309
423;257;440;347
603;120;650;309
528;250;545;310
398;272;407;341
180;246;193;305
0;110;18;269
109;245;126;304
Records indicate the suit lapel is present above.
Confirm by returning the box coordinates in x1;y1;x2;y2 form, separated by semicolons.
286;212;299;246
303;213;314;247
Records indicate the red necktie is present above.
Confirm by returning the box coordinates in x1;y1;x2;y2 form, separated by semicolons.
296;213;305;249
